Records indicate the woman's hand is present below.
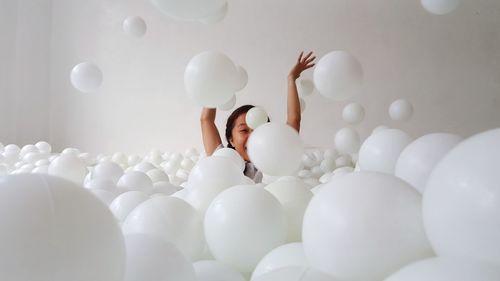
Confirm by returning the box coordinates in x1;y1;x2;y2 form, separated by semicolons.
288;51;316;81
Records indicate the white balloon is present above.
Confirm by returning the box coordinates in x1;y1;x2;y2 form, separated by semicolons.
252;243;309;279
0;174;125;281
342;103;365;124
265;179;313;242
248;122;304;176
218;95;236;111
151;181;179;195
90;189;117;206
320;158;336;173
184;51;238;107
122;196;204;260
234;64;248;91
385;257;500;281
421;0;462;15
334;127;361;155
389;99;414;122
212;147;246;172
35;141;51;154
193;260;246;281
372;125;390;135
134;162;156;173
204;185;287;273
303;172;433;281
48;153;88;185
116;171;153;194
124;234;196;281
395;133;462;193
187;156;246;191
313;51;363;101
92;161;124;184
123;16;147;37
335;155;352;168
246;107;269;130
297;79;314;97
146;169;169;183
110;191;149;222
85;178;117;193
358;129;412;174
70;62;103;93
423;128;500;265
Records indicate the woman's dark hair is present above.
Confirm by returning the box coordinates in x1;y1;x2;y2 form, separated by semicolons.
225;105;255;149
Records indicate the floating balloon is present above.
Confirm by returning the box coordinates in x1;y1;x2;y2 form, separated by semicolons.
421;0;462;15
313;51;363;101
342;103;365;124
124;234;196;281
247;122;304;176
184;51;238;107
423;128;500;265
334;127;361;155
358;129;412;174
385;257;500;281
246;107;269;130
252;243;309;279
123;16;147;38
389;99;414;122
303;172;433;281
70;62;103;93
0;174;125;281
204;185;287;273
395;133;462;193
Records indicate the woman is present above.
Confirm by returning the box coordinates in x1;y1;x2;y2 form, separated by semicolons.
200;51;316;182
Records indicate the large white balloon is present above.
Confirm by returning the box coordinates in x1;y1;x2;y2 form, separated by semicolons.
187;156;246;190
385;257;500;281
252;243;309;279
124;234;196;281
395;133;462;193
303;172;434;281
122;16;147;38
92;161;124;184
212;148;245;172
423;128;500;265
358;129;412;174
245;107;269;130
247;122;304;176
193;260;246;281
265;178;313;242
389;99;414;122
122;196;204;260
342;102;365;124
184;51;238;107
421;0;462;15
0;174;125;281
334;127;361;155
70;62;103;93
313;51;363;101
204;185;287;273
151;0;226;20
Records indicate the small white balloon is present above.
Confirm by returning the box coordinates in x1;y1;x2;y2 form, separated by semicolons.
245;107;269;130
313;51;363;101
123;16;147;38
342;103;365;124
421;0;462;15
389;99;414;122
70;62;103;93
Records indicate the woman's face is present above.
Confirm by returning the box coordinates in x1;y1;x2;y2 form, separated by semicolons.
229;113;253;161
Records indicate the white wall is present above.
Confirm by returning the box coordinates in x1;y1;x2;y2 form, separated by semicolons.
0;0;51;145
20;0;500;153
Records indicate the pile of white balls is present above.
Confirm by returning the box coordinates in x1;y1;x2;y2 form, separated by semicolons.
1;124;499;281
